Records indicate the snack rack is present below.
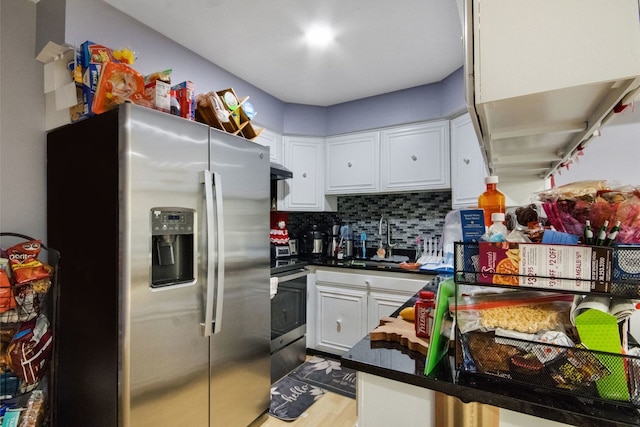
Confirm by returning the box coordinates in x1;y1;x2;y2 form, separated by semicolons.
0;233;60;427
453;241;640;408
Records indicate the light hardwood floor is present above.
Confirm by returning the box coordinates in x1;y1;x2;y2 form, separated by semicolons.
249;391;357;427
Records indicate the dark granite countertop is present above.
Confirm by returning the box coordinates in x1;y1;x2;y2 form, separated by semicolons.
340;283;640;427
304;255;440;276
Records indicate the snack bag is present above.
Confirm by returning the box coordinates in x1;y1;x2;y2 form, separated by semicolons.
7;315;53;385
0;269;15;313
92;61;148;114
5;240;50;286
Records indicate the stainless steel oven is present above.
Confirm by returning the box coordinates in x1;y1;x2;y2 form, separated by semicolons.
270;262;308;382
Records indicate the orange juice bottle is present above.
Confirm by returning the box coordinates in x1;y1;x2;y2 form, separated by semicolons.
478;176;505;227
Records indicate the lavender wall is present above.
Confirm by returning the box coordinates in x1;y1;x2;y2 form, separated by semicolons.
441;67;467;117
40;0;466;137
325;83;445;136
56;0;288;132
283;103;327;136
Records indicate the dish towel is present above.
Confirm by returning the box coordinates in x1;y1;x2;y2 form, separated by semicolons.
270;277;278;299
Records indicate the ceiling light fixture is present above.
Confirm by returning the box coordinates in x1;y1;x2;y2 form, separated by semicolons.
305;25;335;48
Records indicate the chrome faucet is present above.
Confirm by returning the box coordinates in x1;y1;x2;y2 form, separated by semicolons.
378;215;396;257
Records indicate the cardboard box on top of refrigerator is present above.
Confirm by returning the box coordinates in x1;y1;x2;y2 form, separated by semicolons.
478;241;613;293
171;81;195;120
72;41;119;122
76;41;117;74
144;80;171;113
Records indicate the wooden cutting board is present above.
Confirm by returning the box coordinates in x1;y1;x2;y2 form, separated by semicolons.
369;316;429;355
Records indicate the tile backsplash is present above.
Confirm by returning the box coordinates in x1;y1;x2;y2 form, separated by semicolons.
285;191;452;251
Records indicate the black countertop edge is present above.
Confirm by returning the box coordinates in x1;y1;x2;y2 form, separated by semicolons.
341;285;640;427
304;257;440;275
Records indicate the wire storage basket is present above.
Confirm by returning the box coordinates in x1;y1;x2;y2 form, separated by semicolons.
453;241;640;408
1;233;59;426
454;241;640;296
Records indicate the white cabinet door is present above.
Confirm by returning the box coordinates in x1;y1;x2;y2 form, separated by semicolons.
282;136;337;212
309;269;432;355
315;284;368;354
380;121;450;192
254;128;282;163
367;290;415;332
450;113;487;208
325;131;380;194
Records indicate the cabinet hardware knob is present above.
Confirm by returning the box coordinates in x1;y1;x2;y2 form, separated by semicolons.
411;155;417;161
336;320;341;332
348;162;352;167
302;172;307;178
464;158;470;164
365;280;371;286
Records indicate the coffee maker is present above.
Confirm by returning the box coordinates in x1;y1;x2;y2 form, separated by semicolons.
301;225;325;256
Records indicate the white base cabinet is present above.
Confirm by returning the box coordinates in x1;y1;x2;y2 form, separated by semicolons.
315;284;368;355
357;372;435;427
356;372;572;426
307;268;433;355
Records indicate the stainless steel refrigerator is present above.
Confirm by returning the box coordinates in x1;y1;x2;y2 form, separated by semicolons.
47;103;271;427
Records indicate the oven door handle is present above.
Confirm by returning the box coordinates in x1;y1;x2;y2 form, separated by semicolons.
275;269;309;283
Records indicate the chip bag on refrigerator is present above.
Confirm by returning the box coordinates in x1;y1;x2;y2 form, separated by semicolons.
92;61;149;114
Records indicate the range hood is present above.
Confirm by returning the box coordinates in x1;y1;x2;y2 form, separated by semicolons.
463;0;640;183
270;162;293;180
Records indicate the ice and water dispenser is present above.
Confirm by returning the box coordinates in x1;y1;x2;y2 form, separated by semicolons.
150;208;196;288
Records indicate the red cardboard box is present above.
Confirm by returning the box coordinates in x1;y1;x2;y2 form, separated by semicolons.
171;81;195;120
478;242;613;292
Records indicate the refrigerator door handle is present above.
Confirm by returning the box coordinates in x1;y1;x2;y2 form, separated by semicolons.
211;170;225;334
201;170;215;337
201;170;226;336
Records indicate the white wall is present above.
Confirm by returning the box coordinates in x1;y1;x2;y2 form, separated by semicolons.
0;0;46;242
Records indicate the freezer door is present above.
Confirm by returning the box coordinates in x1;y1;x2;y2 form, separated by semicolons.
122;104;211;426
208;128;271;427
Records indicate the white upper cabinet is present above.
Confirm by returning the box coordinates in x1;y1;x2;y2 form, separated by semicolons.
282;136;337;212
464;0;640;182
254;128;282;163
450;113;487;208
380;121;450;192
325;131;380;194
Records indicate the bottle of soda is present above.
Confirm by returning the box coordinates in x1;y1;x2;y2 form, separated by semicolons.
478;176;506;228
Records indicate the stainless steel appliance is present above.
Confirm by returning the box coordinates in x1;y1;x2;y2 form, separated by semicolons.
301;226;325;256
47;104;270;427
270;258;308;382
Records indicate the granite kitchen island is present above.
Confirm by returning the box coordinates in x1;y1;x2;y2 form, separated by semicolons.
341;284;640;427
